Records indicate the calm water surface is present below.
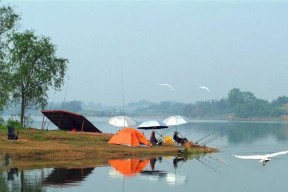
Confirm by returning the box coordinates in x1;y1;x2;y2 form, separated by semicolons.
1;118;288;192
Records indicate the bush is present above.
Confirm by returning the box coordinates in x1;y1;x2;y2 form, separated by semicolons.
0;117;5;129
6;118;22;129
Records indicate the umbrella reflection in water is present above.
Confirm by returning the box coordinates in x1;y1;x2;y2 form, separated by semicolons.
140;157;186;185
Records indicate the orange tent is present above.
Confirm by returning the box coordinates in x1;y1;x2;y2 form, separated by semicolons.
108;128;151;147
109;158;150;176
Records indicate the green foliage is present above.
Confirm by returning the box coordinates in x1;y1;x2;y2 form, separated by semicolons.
6;118;22;129
228;88;285;118
6;30;68;126
183;99;231;118
0;3;19;35
0;116;5;129
272;96;288;107
0;2;19;112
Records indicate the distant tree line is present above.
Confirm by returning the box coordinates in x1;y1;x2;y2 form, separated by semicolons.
41;88;288;119
131;88;288;119
227;88;285;118
2;88;288;122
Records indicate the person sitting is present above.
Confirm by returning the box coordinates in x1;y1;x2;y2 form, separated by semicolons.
150;131;162;146
173;131;188;145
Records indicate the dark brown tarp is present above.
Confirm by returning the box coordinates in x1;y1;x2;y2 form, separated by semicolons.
41;110;101;133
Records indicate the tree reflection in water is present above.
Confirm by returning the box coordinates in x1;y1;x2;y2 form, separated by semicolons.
0;154;94;192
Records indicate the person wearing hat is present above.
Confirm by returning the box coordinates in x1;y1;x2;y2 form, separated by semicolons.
173;131;188;145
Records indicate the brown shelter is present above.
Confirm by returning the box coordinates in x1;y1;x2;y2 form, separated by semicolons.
41;110;101;133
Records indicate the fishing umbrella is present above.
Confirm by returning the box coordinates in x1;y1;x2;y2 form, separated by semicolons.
163;115;189;126
138;120;168;141
109;116;136;128
138;120;168;130
163;115;189;132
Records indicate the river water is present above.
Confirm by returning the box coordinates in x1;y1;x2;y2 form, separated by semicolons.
1;117;288;192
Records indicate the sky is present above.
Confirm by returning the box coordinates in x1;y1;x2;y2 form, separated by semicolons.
3;0;288;106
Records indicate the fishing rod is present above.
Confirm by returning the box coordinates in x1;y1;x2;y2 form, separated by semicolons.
194;131;216;144
195;157;219;173
58;75;70;129
200;129;230;146
200;130;228;146
200;129;231;146
182;129;195;138
201;132;225;145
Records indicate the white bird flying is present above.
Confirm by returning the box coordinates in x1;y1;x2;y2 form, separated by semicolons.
198;86;210;92
158;83;175;91
233;150;288;166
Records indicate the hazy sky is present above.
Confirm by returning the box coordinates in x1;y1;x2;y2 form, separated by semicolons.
4;0;288;105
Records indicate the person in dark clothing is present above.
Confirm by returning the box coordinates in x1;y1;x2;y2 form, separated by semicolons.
8;126;14;140
7;126;18;141
150;131;162;146
173;131;188;145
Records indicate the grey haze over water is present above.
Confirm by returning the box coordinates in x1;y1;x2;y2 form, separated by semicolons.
5;0;288;105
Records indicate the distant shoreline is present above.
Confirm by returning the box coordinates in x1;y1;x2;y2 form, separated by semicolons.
3;114;288;122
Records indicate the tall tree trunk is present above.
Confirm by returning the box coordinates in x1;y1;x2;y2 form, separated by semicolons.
20;93;25;127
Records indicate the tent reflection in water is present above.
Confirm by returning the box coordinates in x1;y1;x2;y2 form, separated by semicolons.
108;128;152;147
109;158;150;177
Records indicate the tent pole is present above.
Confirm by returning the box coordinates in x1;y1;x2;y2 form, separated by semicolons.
81;118;85;132
41;115;45;130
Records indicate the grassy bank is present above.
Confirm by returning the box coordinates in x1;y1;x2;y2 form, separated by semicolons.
0;128;216;169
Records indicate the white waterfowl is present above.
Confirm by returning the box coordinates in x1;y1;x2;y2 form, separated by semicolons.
158;83;175;91
233;151;288;166
198;86;210;92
